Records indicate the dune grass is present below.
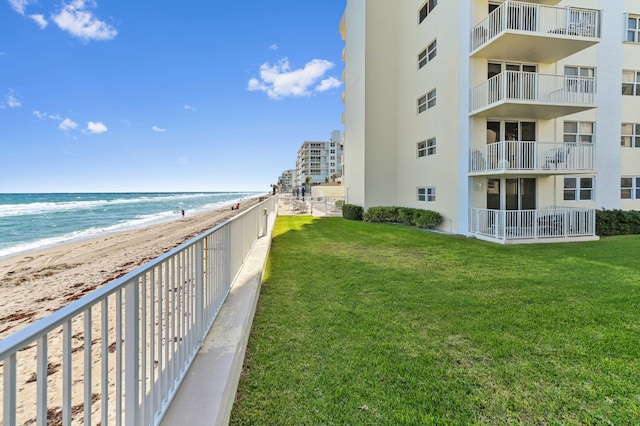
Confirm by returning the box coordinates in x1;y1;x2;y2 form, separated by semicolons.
231;216;640;425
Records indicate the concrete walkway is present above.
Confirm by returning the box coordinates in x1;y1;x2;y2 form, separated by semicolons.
160;210;276;426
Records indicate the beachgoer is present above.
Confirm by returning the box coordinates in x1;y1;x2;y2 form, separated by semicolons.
235;203;240;210
181;209;185;217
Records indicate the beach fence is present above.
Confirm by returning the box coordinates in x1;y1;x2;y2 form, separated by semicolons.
0;196;276;426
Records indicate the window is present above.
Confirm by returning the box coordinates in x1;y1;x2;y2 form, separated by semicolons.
417;138;436;158
628;15;640;42
564;177;593;201
621;177;640;199
622;70;640;96
427;89;436;108
417;186;436;202
621;123;640;148
417;141;427;158
427;138;436;155
418;39;437;69
418;0;437;24
564;121;594;143
417;95;427;113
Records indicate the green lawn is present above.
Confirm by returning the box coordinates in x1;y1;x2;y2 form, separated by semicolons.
231;217;640;425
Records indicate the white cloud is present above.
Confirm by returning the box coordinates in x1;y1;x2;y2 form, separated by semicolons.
247;58;340;100
52;0;117;41
0;51;6;56
316;77;342;92
86;121;107;134
8;0;29;14
29;14;48;29
2;92;21;108
59;118;78;130
184;104;196;112
152;125;166;132
6;94;21;108
269;44;278;50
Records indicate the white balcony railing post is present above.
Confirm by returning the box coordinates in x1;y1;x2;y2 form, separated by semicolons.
126;278;141;426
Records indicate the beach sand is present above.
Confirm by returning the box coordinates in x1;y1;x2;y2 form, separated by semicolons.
0;198;260;340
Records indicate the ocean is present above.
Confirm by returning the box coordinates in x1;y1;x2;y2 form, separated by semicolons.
0;192;261;259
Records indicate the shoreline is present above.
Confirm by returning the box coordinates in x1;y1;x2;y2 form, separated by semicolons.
0;197;262;339
0;194;260;262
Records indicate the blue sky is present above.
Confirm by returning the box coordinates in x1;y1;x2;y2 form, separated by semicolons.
0;0;346;193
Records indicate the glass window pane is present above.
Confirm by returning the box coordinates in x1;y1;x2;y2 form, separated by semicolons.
621;178;633;187
579;190;591;200
565;66;578;76
580;178;593;189
630;18;638;29
623;71;634;82
621;189;632;199
564;178;577;189
564;135;577;143
579;135;592;143
623;84;634;95
564;190;575;201
564;121;577;133
622;136;631;147
622;123;633;134
579;122;593;133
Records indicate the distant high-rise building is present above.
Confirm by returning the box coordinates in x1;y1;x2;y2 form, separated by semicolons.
295;130;343;188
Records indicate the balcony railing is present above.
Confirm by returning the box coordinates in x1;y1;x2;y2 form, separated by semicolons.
0;196;276;426
470;207;596;242
470;141;594;174
471;1;599;52
471;71;596;114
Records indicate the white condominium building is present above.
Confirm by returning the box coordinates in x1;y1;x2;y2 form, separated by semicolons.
296;130;344;188
339;0;640;243
279;169;296;193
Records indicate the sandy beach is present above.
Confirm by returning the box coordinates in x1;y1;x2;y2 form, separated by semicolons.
0;198;261;340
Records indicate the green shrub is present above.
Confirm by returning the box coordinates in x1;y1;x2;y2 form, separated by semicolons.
364;206;399;222
596;209;640;236
342;204;364;221
363;206;443;230
397;208;416;225
414;209;443;229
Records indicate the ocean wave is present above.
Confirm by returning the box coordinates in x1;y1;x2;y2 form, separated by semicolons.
0;193;230;218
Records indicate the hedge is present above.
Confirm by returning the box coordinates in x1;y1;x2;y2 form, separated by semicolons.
363;206;442;229
342;204;364;221
596;209;640;236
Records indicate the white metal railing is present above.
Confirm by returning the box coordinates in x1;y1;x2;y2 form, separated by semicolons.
470;141;594;173
471;1;599;51
470;207;596;241
309;196;345;216
0;196;276;426
471;71;596;112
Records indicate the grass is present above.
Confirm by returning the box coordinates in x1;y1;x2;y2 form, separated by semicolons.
230;217;640;425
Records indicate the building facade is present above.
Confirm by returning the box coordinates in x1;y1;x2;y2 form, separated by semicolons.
295;130;344;188
340;0;640;243
278;169;296;193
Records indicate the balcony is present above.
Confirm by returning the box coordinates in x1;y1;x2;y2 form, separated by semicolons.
470;207;598;244
470;71;596;119
470;1;600;62
469;141;594;176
